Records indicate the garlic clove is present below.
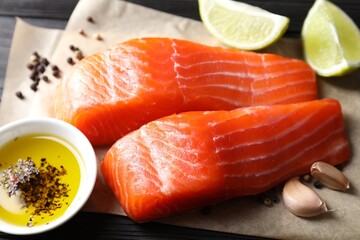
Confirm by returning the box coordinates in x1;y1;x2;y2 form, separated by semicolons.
282;177;328;217
311;162;350;191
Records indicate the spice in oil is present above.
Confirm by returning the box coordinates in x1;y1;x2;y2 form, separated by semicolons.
0;134;81;227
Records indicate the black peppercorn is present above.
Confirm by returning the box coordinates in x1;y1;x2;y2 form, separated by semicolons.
37;64;45;74
30;70;38;81
53;70;60;78
264;197;273;207
40;58;49;66
87;16;95;23
30;82;38;92
33;51;40;58
15;91;25;99
51;65;59;71
313;180;323;189
27;63;34;70
42;76;50;82
67;57;75;65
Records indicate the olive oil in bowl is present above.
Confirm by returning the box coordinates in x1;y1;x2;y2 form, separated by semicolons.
0;117;97;235
0;133;81;227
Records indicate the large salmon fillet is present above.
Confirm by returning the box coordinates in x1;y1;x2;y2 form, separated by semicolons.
101;98;350;222
54;38;317;146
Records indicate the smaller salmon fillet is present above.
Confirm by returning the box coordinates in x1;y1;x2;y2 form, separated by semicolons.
101;98;350;222
54;38;317;146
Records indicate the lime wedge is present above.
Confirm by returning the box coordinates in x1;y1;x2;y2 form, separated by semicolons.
302;0;360;77
198;0;289;50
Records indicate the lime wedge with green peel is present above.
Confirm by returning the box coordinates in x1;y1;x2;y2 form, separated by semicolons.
198;0;289;50
302;0;360;77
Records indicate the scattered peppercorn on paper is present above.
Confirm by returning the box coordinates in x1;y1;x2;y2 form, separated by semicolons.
1;0;360;239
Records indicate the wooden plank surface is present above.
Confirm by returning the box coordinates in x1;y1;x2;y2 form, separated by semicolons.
0;0;359;239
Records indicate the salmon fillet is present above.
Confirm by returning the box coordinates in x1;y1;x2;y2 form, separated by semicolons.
54;38;317;146
101;98;350;222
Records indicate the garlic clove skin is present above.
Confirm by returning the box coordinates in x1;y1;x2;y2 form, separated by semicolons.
311;162;350;191
282;177;328;217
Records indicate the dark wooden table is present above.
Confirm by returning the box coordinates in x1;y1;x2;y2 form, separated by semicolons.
0;0;359;239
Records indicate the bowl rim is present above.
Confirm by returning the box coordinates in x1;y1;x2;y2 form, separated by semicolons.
0;117;97;235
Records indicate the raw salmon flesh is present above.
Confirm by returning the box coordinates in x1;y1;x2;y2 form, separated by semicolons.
54;38;317;146
101;98;350;222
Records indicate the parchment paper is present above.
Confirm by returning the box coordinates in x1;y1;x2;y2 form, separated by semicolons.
0;19;63;124
1;0;360;239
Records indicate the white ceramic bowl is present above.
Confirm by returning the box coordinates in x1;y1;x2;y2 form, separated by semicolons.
0;117;97;235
